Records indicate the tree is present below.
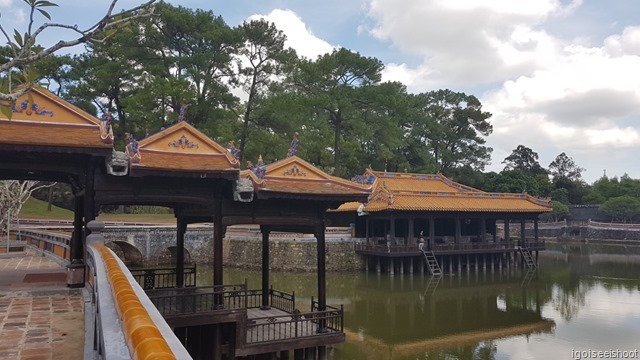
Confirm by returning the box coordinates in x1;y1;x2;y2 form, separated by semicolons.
502;145;547;176
406;90;493;172
551;200;570;221
484;169;540;196
0;0;157;116
548;152;585;182
0;180;54;235
600;196;640;223
236;19;297;162
285;48;385;175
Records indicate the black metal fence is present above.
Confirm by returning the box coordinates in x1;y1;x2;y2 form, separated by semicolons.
130;266;197;290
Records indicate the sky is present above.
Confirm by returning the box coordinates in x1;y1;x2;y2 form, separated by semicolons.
1;0;639;183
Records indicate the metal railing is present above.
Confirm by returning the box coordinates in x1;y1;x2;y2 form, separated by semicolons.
130;265;197;290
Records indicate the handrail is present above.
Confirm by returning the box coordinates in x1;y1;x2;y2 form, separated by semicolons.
95;242;177;360
85;221;191;360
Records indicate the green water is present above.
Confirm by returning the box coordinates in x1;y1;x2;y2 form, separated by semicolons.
197;252;640;359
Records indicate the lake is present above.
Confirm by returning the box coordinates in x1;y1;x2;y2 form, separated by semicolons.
197;251;640;359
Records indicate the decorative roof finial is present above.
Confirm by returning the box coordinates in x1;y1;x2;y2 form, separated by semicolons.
177;99;188;122
226;140;240;160
250;155;265;179
125;132;141;163
286;132;299;158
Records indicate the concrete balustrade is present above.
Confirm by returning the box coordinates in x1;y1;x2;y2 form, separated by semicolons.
85;220;191;360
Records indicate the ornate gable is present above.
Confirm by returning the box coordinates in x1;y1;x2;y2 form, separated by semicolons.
240;156;371;199
0;86;113;148
127;122;239;174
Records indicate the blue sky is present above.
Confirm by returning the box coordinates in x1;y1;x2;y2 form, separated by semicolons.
2;0;639;183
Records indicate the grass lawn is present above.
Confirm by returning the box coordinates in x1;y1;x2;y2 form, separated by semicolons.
19;197;175;224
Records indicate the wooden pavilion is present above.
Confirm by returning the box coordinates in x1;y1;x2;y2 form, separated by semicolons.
330;170;552;275
0;87;371;359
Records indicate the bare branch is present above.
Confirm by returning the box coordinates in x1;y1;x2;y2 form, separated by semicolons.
0;0;158;104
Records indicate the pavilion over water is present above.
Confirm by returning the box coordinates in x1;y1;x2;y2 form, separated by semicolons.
331;170;552;275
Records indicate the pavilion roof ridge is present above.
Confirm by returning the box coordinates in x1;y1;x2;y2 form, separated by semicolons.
363;170;485;193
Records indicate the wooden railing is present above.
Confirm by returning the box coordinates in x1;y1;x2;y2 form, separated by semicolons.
146;285;296;317
130;266;197;290
355;239;545;254
311;297;344;333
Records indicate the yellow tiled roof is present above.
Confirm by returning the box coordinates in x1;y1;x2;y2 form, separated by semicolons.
0;86;112;149
241;156;371;198
128;122;240;174
333;170;551;213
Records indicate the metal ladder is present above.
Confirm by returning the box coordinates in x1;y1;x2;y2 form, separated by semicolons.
518;246;537;269
422;250;442;276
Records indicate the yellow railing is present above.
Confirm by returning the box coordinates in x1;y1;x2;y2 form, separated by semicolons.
95;242;176;360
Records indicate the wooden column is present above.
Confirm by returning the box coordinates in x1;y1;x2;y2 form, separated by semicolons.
534;218;539;243
213;200;224;308
480;218;487;243
315;221;328;332
504;219;510;243
408;215;414;244
455;218;461;244
493;220;497;243
261;225;271;310
429;217;435;250
176;218;187;288
365;218;369;243
390;215;396;243
520;219;526;247
70;195;84;262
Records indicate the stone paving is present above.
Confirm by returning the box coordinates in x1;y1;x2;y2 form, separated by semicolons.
0;249;85;360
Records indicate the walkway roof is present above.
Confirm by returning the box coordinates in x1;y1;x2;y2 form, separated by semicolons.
241;156;371;201
0;85;113;151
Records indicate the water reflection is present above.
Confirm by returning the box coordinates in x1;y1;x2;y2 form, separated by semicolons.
196;252;640;359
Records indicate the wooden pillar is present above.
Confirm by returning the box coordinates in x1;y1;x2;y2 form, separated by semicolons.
70;195;84;262
213;200;224;308
408;216;414;244
315;221;328;332
390;215;396;243
455;218;461;244
261;225;271;310
365;218;370;244
176;218;187;288
480;218;487;243
429;217;435;250
493;220;498;243
534;218;539;243
520;219;526;247
504;219;510;243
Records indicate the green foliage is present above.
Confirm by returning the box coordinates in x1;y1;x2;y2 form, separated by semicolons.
404;90;492;173
549;152;585;182
502;145;547;176
484;170;540;196
600;196;640;223
551;201;570;221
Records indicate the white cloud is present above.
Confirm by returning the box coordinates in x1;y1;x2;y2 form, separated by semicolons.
366;0;640;182
248;9;336;60
0;0;13;7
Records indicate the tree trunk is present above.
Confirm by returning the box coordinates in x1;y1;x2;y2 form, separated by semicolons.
239;73;258;163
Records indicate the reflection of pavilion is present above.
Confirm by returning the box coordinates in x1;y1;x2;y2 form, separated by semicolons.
343;271;555;358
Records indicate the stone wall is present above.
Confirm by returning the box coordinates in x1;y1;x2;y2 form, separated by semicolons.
102;226;364;271
223;237;363;272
